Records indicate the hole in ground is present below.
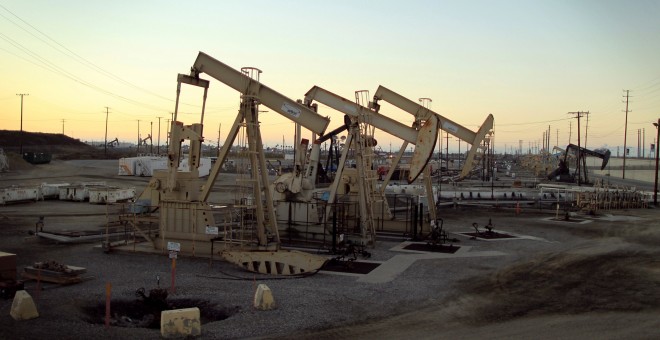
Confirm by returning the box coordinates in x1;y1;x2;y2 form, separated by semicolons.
322;260;381;274
549;217;586;223
81;298;239;329
403;243;460;253
460;232;517;239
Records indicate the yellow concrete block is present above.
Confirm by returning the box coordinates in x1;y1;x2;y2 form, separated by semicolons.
253;283;276;310
160;307;201;338
10;290;39;320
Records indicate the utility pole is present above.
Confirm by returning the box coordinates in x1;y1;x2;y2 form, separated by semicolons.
150;121;153;154
568;111;588;185
445;131;449;174
61;119;66;135
637;129;641;158
157;116;163;155
104;106;110;157
456;138;461;167
137;120;141;155
166;119;170;152
16;93;28;155
217;123;222;155
623;90;631;179
542;131;546;152
568;121;572;145
583;112;590;150
437;131;442;161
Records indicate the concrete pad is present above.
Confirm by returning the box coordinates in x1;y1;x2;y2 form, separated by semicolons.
358;249;507;284
161;307;201;338
10;290;39;320
254;283;276;310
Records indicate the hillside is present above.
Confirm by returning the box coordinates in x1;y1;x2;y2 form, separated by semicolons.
0;130;120;159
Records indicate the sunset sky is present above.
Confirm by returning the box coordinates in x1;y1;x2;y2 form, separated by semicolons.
1;0;659;155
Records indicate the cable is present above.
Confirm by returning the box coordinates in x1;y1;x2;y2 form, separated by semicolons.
504;117;572;126
0;32;168;112
0;5;238;114
0;4;179;105
0;3;256;113
633;75;660;93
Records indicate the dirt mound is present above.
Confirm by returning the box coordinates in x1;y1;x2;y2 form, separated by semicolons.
0;130;122;159
0;130;87;147
456;249;660;323
3;151;33;171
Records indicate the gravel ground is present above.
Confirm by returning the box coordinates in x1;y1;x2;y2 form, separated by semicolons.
0;215;507;339
1;160;660;339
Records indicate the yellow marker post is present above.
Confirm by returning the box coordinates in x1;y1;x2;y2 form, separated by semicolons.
171;257;177;294
105;282;112;329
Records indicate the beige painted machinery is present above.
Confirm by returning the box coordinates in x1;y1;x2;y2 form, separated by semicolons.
371;85;494;181
303;86;439;245
271;85;489;243
136;52;330;274
370;86;494;222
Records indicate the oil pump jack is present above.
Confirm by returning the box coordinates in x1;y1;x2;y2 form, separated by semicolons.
371;86;494;181
275;86;438;245
547;143;611;185
369;86;493;220
136;52;330;274
106;138;119;148
139;134;152;147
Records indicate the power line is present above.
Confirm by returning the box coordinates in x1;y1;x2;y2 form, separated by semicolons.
0;31;166;111
505;117;572;126
1;41;232;115
633;75;660;92
0;21;191;113
589;124;624;138
635;85;660;97
0;4;236;112
0;4;175;104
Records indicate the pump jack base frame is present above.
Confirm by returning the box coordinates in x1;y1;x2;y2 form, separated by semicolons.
221;250;328;275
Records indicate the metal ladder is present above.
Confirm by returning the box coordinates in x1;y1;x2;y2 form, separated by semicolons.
354;90;378;244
